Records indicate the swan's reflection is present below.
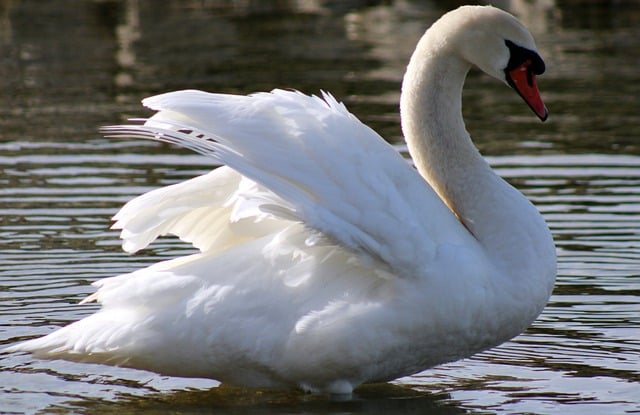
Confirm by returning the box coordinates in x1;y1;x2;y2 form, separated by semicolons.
57;383;469;415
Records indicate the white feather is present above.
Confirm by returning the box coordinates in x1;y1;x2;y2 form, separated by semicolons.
104;89;469;275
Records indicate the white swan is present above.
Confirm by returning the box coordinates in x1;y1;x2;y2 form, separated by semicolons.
6;5;556;394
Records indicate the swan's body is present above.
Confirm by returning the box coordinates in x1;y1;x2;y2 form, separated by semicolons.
6;5;556;394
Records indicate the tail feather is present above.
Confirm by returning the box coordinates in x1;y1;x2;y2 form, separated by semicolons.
4;311;137;365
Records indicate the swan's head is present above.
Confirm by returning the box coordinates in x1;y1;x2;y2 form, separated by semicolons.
434;6;548;121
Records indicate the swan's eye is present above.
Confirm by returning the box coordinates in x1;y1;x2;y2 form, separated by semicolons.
504;40;545;76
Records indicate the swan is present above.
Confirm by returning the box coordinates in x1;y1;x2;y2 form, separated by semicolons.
5;5;556;394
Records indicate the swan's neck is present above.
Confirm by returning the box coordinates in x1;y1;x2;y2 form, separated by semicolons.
399;37;554;281
401;46;485;214
401;42;497;239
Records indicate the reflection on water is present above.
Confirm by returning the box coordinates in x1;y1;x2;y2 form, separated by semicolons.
51;383;466;415
1;1;639;414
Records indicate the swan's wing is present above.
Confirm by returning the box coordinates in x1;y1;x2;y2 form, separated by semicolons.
103;89;470;275
111;166;287;254
112;166;238;253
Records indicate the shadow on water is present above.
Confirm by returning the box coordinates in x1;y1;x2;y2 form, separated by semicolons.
48;383;466;415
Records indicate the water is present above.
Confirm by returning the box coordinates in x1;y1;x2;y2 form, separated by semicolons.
1;1;639;413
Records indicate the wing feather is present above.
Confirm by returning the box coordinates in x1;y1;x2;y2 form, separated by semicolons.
112;166;288;254
103;89;469;276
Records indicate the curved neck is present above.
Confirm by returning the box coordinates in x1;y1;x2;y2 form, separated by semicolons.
398;35;555;286
400;39;494;232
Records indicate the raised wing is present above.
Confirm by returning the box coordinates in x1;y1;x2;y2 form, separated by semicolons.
111;166;288;254
103;89;470;276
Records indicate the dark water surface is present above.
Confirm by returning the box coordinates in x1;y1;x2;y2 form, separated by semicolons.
1;1;639;414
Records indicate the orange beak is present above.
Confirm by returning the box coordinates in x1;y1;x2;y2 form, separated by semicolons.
507;61;548;122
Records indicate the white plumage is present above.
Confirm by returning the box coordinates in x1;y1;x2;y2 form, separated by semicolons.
5;5;556;394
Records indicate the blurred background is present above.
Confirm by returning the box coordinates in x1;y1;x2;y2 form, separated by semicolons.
1;1;639;414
